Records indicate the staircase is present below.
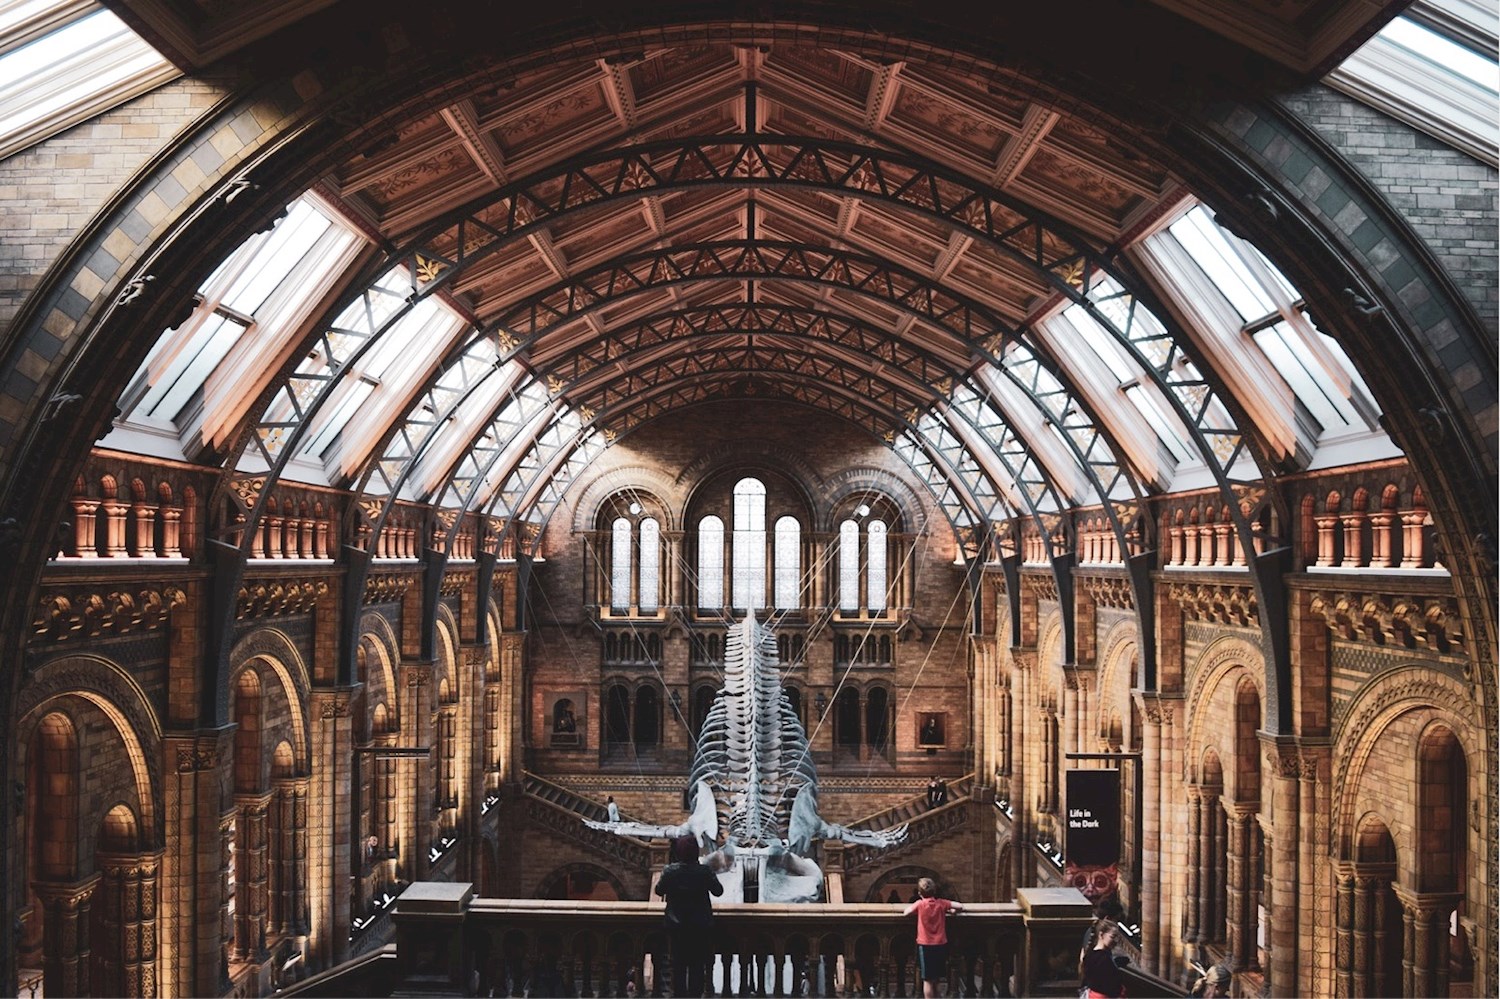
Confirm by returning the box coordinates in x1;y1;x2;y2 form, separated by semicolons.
520;772;652;868
841;773;977;874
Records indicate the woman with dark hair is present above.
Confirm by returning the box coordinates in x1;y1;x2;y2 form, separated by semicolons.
655;835;724;997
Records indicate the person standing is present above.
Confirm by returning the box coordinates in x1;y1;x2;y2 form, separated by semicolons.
1079;918;1127;998
655;835;724;998
606;795;620;822
902;877;963;998
926;776;942;809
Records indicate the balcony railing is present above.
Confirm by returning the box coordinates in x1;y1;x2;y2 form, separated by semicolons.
378;883;1096;998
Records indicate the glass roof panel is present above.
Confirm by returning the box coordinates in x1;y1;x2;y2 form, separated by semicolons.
0;6;177;160
219;201;333;314
1169;208;1277;321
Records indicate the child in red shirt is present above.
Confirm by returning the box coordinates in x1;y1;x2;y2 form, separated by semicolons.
902;877;963;998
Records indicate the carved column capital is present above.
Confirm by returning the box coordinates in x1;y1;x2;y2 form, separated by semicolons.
1009;647;1037;671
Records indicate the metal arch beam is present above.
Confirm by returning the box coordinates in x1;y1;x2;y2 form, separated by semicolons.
424;307;1061;519
338;251;1149;560
202;129;1284;713
210;130;1253;557
352;258;1146;566
332;259;1154;673
470;364;1015;565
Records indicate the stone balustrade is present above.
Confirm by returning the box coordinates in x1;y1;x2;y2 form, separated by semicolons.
365;883;1096;998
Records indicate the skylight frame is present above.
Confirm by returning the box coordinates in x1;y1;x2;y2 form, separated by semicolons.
0;4;178;163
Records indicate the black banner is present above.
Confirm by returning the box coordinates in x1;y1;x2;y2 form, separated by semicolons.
1064;768;1121;900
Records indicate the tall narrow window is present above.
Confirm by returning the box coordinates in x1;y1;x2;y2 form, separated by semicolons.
838;519;860;612
867;520;888;612
773;516;801;609
610;517;631;612
639;518;660;613
732;478;766;609
698;516;724;610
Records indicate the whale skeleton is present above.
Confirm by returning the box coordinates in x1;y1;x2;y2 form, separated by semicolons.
585;611;906;901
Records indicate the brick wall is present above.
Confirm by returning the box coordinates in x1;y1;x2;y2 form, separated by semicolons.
1278;85;1498;331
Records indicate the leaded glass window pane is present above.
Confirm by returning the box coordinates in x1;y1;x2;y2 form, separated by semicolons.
698;515;724;610
773;516;801;609
639;518;660;613
611;517;631;612
839;519;859;612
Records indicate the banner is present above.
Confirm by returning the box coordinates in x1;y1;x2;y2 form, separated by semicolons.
1064;768;1121;901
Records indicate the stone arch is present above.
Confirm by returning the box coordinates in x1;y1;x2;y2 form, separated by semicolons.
1095;620;1138;747
865;865;956;903
1184;634;1264;789
823;467;930;538
359;609;401;727
1333;666;1485;864
434;601;460;699
14;655;162;844
570;465;680;533
229;627;312;773
1036;611;1064;707
535;862;629;902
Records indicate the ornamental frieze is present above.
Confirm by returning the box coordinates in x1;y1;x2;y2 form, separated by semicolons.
440;571;473;598
364;573;414;605
1077;572;1134;610
32;586;185;643
1162;579;1257;627
1307;589;1466;657
236;579;328;619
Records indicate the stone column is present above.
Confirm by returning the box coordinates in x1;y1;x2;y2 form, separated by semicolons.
1224;804;1260;966
309;689;354;969
1157;698;1183;974
1185;784;1202;943
1136;695;1162;976
1263;741;1301;997
94;851;161;998
399;665;435;880
33;876;101;997
1334;867;1354;998
235;793;272;961
1009;648;1034;894
1298;746;1331;997
1394;887;1461;999
161;730;232;999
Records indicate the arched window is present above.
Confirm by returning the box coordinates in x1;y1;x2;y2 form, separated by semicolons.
838;519;860;611
604;685;630;748
633;687;660;750
639;517;660;613
732;478;766;609
867;520;888;611
865;687;890;752
835;689;861;749
698;515;724;610
692;686;716;737
784;687;803;730
773;515;801;609
610;517;631;612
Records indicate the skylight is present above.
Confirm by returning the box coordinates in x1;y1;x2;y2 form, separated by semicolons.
110;194;364;457
0;4;178;162
1327;0;1499;165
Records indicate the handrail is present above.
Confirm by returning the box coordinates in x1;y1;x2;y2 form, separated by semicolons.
383;887;1096;998
275;943;397;997
848;771;976;830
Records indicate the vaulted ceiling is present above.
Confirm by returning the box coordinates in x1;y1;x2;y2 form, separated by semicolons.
79;0;1435;567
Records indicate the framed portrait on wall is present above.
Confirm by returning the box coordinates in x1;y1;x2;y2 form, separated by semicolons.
548;692;586;748
917;711;946;747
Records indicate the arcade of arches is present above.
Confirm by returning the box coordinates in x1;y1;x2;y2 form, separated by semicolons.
0;1;1494;996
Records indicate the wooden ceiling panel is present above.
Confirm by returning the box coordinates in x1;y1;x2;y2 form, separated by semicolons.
887;84;1009;163
1015;146;1144;231
763;46;874;105
494;83;611;159
630;45;739;102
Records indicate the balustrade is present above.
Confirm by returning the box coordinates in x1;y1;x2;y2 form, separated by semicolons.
381;885;1098;999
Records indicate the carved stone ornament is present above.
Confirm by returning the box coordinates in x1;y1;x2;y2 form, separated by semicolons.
176;746;219;772
364;573;414;605
1307;589;1466;656
1078;573;1134;610
405;667;432;687
236;579;328;619
1163;580;1257;627
32;586;186;643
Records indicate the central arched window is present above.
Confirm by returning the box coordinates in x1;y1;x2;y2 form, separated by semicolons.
599;495;663;617
732;478;766;609
774;515;802;609
697;515;724;610
836;498;901;615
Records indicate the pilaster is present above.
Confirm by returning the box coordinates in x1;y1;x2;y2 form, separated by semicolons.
308;687;355;970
